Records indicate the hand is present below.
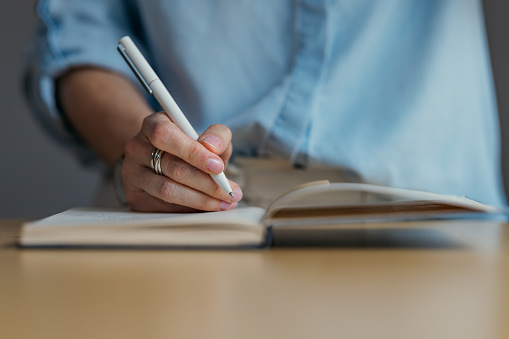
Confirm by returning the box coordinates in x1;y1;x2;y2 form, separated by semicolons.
122;112;242;212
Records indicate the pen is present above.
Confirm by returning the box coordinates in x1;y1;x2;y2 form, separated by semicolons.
117;36;234;198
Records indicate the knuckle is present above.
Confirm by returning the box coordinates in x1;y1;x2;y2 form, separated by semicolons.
184;140;206;165
169;159;191;182
157;180;179;202
141;114;156;134
211;124;232;138
150;123;171;146
145;118;174;148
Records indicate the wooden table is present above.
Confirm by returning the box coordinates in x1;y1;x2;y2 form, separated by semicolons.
1;219;508;339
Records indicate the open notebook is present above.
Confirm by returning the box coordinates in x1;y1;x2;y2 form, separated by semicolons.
19;181;499;248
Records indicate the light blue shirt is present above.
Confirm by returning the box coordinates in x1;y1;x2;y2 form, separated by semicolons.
26;0;507;206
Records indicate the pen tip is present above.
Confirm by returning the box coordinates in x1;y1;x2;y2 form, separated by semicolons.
229;192;235;199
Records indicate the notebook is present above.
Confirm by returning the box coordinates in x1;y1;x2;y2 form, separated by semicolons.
19;181;498;248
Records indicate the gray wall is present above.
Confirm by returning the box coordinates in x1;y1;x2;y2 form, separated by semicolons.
484;0;509;201
1;1;508;217
0;1;101;218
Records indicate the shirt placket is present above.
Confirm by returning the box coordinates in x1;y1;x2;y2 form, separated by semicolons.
260;0;328;167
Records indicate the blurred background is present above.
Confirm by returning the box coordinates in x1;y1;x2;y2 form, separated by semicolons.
1;1;508;218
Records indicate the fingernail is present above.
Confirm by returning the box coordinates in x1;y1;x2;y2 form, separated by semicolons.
207;158;224;173
220;201;237;211
230;187;243;202
201;135;222;151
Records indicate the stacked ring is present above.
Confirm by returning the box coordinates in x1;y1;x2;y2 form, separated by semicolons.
149;147;164;175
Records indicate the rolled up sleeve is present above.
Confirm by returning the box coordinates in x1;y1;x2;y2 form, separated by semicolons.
25;0;146;165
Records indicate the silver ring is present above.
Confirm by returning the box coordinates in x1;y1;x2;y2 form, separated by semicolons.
149;148;157;171
149;147;164;175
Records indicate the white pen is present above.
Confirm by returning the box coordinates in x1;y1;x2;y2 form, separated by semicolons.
117;36;234;198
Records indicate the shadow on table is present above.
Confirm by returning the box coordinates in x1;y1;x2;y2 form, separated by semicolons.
271;228;464;249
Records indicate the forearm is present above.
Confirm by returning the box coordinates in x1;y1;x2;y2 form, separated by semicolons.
57;67;153;168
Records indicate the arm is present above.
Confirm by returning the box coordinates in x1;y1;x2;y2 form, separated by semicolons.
57;67;152;167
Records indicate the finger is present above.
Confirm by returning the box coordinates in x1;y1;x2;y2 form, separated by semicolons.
198;124;232;155
125;138;242;202
125;189;201;213
123;155;199;212
219;142;233;167
126;165;238;211
160;152;242;202
141;113;226;175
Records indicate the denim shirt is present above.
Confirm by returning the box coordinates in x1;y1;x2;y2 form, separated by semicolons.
26;0;507;206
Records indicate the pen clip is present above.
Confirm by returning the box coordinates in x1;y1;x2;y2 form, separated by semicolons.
117;44;153;95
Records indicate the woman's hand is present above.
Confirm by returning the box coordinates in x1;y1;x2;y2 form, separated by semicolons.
122;113;242;212
57;67;241;212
